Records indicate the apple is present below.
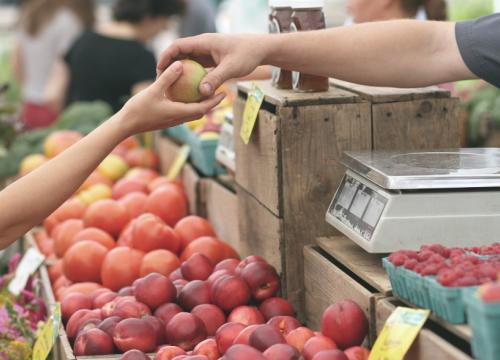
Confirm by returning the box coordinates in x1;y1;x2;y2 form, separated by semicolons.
191;304;226;336
181;253;214;281
228;306;265;326
285;327;314;352
178;280;212;311
154;303;183;325
166;312;207;351
312;350;348;360
259;297;294;321
113;318;157;353
240;262;280;301
168;60;208;103
344;346;370;360
61;293;93;322
263;343;302;360
97;316;121;337
249;324;286;352
215;322;246;354
134;273;177;310
223;344;267;360
302;335;338;360
267;316;301;336
211;275;250;312
74;328;114;356
193;338;220;360
155;345;186;360
321;301;368;350
232;324;260;346
120;349;151;360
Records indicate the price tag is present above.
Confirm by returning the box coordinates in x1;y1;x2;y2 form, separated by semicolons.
240;83;264;145
369;307;430;360
32;304;61;360
8;247;45;296
166;144;190;180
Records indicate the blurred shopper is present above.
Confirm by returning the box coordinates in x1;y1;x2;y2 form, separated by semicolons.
178;0;217;37
59;0;184;112
13;0;95;129
346;0;447;24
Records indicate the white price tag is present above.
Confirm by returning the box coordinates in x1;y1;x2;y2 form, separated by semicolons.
8;247;45;296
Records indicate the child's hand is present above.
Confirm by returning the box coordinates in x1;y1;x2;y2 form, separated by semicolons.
119;61;225;135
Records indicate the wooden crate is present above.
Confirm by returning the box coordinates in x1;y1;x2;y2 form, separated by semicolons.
202;178;241;254
234;80;459;312
375;297;473;360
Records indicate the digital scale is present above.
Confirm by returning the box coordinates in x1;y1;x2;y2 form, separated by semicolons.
326;149;500;253
215;112;236;172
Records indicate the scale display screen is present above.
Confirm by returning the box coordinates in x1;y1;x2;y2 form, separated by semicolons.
328;175;387;241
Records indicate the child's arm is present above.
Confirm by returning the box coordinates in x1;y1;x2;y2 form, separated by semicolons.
0;61;224;249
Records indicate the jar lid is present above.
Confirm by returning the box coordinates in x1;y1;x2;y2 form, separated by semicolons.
269;0;291;7
291;0;324;8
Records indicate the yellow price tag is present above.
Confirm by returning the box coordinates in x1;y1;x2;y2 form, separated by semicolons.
32;304;61;360
369;307;429;360
240;83;265;145
166;144;190;180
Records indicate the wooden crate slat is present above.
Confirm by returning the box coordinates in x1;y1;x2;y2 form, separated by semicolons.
304;246;373;332
238;81;360;107
181;163;203;216
316;236;392;295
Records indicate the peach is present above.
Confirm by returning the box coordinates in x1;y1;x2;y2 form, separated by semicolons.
303;335;338;360
321;301;368;350
74;328;114;355
114;318;157;353
168;60;208;103
312;350;348;360
174;279;189;295
120;349;151;360
344;346;370;360
285;327;314;352
118;287;134;296
61;293;93;322
93;291;118;309
215;322;246;354
211;275;250;312
134;273;177;310
214;258;239;273
169;268;184;282
154;303;183;325
166;312;207;351
77;318;102;335
191;304;225;336
179;280;212;311
249;324;286;352
235;256;267;276
207;270;232;289
66;309;102;341
267;316;301;336
228;306;265;326
112;178;148;200
241;262;280;301
144;315;166;346
193;338;220;360
112;298;151;319
181;253;214;281
97;316;121;337
259;297;294;321
263;343;302;360
155;346;186;360
223;344;267;360
232;324;260;346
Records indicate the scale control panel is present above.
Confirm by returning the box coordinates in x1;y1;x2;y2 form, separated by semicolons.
327;171;388;242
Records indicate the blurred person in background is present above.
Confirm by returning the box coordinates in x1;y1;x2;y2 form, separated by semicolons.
51;0;184;113
346;0;447;24
178;0;217;37
12;0;95;129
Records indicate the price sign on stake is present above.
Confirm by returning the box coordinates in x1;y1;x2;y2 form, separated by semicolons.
8;247;45;296
369;307;430;360
166;144;190;180
33;304;61;360
240;82;264;144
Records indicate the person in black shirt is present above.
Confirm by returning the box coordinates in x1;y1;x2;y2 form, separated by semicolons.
52;0;184;112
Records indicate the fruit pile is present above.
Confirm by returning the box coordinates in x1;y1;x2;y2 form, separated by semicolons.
477;281;500;303
61;254;370;360
388;244;500;287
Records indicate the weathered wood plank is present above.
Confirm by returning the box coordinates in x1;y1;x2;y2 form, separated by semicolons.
154;132;180;175
238;81;359;107
281;102;372;310
316;236;392;295
372;98;460;150
234;98;281;216
304;246;373;333
181;163;202;216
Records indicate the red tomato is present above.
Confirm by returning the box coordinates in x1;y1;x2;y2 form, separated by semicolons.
63;241;108;283
174;216;217;250
101;247;145;291
83;199;130;237
146;185;187;227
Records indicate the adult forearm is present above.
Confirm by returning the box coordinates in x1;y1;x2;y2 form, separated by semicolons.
264;20;473;87
0;111;131;248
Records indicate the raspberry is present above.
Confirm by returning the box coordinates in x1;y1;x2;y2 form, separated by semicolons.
389;253;407;266
403;259;418;270
437;270;458;286
417;251;433;262
430;244;449;257
454;276;480;287
414;263;425;274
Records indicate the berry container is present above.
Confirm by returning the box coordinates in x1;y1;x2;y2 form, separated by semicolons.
163;124;191;144
185;131;225;176
464;288;500;360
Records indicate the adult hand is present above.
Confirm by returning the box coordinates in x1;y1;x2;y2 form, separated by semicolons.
157;33;268;97
120;61;225;135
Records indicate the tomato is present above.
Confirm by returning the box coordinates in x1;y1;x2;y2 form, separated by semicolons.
44;199;87;234
125;167;159;185
180;236;237;264
148;177;184;193
111;178;148;200
83;199;130;237
73;227;115;250
53;275;72;292
48;259;63;284
118;192;148;220
146;185;187;227
53;219;84;258
117;223;133;247
124;148;159;169
34;230;55;257
63;241;108;283
174;215;217;250
140;249;181;277
59;282;103;301
101;247;145;291
130;214;180;254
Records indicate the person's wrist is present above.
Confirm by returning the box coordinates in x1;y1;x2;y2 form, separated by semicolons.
261;34;280;65
109;108;137;140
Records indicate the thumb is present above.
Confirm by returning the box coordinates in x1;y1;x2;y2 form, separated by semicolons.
199;61;232;97
155;61;183;90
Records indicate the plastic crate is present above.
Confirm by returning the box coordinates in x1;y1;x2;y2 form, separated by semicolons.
186;132;225;177
162;124;191;144
464;288;500;360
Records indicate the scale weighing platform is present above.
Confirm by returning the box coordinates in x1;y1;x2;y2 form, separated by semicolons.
326;149;500;253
